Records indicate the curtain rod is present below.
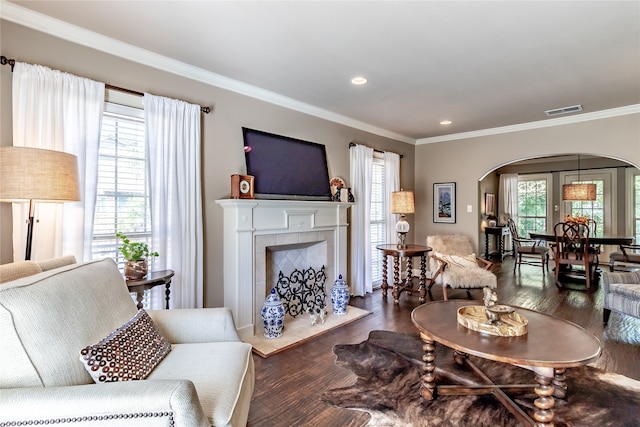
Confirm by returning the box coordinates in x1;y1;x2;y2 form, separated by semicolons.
349;142;403;159
1;55;15;71
1;56;210;114
496;165;631;176
106;84;210;114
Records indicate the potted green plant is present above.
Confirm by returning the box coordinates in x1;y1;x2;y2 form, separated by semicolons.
116;231;159;280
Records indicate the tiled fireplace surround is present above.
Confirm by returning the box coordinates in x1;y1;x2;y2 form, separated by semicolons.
216;199;351;339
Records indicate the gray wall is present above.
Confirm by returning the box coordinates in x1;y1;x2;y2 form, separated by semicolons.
2;20;639;304
414;115;640;253
0;20;415;307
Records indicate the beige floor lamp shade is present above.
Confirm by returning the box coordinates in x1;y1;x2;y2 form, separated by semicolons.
0;147;80;260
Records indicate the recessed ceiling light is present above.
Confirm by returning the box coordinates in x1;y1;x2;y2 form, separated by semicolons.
440;120;452;125
351;76;368;85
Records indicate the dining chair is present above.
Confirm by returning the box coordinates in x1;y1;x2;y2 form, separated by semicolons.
609;244;640;271
553;221;599;289
586;219;603;255
507;218;549;274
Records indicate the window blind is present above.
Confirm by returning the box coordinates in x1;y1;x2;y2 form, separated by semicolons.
92;104;151;265
370;159;386;285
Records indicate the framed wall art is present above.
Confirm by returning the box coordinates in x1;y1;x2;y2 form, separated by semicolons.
484;193;496;217
433;182;456;223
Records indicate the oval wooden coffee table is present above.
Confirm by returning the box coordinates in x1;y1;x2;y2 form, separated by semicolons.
412;300;602;427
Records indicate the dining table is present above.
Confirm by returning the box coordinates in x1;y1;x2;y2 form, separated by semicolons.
528;231;634;287
528;232;634;247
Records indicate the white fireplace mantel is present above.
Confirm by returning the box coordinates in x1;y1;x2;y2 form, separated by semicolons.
215;199;352;339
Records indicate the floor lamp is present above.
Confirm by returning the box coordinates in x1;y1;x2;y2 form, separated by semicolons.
0;147;80;260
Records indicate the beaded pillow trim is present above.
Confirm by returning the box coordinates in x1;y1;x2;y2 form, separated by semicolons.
79;309;171;383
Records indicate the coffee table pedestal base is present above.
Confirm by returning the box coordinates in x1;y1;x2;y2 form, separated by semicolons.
418;332;563;427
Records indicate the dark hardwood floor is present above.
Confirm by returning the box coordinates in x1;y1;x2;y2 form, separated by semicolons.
247;258;640;426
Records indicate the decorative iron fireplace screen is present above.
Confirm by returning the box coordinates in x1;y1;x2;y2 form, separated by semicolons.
275;266;327;317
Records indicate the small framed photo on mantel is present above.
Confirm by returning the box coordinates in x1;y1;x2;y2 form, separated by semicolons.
434;182;456;223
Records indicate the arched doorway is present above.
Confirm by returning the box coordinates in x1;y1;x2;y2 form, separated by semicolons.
478;154;639;261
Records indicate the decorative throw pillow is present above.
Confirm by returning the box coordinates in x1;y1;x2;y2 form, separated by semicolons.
433;251;479;269
79;309;171;383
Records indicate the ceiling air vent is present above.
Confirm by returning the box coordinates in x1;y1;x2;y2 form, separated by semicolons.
544;104;583;117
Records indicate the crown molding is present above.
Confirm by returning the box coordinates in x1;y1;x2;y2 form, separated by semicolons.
0;1;414;145
417;104;640;145
2;1;636;147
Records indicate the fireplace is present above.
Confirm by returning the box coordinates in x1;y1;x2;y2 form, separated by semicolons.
264;241;327;318
216;199;351;339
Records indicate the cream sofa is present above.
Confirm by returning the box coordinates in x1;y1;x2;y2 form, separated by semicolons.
0;254;78;283
0;258;254;426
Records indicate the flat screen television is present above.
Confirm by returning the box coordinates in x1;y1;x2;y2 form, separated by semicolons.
242;127;332;201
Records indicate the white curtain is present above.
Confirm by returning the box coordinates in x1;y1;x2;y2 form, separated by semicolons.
11;62;104;261
349;144;374;296
499;172;519;236
144;93;203;309
383;151;400;283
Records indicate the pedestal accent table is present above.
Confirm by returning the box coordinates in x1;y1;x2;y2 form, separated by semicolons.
484;225;512;260
376;244;431;303
126;269;174;309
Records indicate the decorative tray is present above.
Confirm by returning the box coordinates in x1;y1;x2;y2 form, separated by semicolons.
457;305;528;337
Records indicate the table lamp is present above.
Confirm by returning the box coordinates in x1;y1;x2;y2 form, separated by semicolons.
391;190;414;248
0;146;80;260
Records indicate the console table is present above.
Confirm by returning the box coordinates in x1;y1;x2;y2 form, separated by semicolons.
126;269;174;309
376;244;431;304
484;225;512;260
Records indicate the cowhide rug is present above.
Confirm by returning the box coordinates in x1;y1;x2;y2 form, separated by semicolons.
322;330;640;427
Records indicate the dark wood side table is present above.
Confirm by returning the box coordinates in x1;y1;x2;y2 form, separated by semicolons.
376;244;431;304
126;269;174;309
484;225;512;260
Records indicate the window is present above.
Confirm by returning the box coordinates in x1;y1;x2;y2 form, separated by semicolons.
91;102;152;268
635;173;640;243
627;168;640;243
561;168;616;237
517;174;552;236
370;157;386;285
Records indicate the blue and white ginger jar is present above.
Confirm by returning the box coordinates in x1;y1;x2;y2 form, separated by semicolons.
330;274;350;315
261;288;285;339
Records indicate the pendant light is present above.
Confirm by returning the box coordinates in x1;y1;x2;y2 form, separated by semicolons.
562;155;596;201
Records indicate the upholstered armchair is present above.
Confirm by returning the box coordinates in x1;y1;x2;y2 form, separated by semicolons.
0;255;77;283
426;234;497;300
0;258;254;426
602;270;640;323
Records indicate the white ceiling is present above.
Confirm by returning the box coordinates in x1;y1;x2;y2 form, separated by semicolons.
4;1;640;144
